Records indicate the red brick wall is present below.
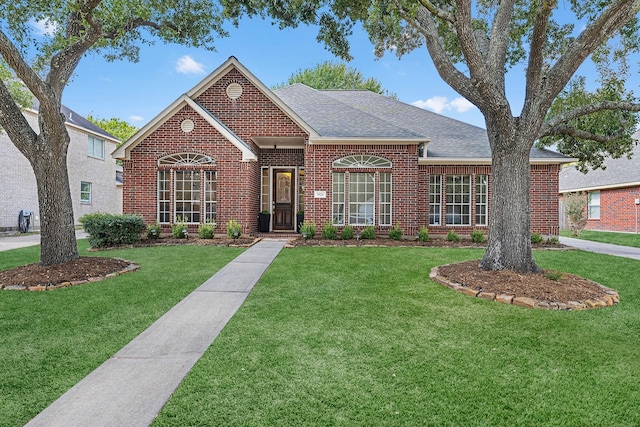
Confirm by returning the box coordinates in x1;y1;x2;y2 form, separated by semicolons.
123;67;309;235
585;186;640;232
530;164;561;235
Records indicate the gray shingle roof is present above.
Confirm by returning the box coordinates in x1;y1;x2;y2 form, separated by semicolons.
31;100;118;141
273;83;566;160
559;135;640;192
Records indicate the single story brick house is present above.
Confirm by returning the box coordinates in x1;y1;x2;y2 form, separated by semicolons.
114;56;570;237
0;103;121;232
559;135;640;233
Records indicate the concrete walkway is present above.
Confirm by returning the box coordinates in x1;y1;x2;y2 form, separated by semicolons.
0;230;88;252
25;239;286;427
559;236;640;260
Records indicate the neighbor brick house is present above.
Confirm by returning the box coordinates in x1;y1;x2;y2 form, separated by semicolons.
559;135;640;233
0;104;121;232
114;56;570;237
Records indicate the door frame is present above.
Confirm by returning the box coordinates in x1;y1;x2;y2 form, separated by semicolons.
261;166;301;232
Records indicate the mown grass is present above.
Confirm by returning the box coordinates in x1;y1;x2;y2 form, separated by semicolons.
0;241;244;427
561;229;640;248
154;247;640;426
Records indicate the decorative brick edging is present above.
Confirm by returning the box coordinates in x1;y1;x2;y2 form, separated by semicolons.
2;260;139;291
429;266;620;310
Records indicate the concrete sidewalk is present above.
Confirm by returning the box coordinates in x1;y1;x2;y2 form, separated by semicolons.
25;239;286;427
559;236;640;260
0;230;88;252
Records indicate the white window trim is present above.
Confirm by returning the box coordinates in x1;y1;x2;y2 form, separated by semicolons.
588;191;601;219
88;136;105;160
80;181;92;204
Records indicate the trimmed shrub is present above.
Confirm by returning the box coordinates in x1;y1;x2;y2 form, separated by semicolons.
322;223;338;240
417;226;429;242
388;223;403;240
531;233;544;244
226;219;242;239
146;222;161;239
361;226;376;239
79;213;145;248
447;229;460;243
470;228;485;243
198;221;216;239
341;225;354;240
171;216;189;239
300;220;316;239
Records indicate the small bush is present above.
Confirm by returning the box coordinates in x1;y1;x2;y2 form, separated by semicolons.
447;230;460;243
531;233;544;244
172;216;189;239
565;191;588;236
361;226;376;239
341;225;354;240
198;221;216;239
547;236;560;245
226;219;242;239
470;229;485;243
417;226;429;242
79;213;145;248
544;270;563;281
300;220;316;239
322;223;338;240
388;223;403;240
146;222;161;239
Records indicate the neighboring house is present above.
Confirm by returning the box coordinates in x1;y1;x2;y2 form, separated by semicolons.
114;56;571;237
559;135;640;233
0;104;121;232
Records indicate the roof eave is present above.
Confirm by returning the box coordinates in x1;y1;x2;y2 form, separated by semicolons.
310;137;427;145
560;181;640;193
418;156;576;165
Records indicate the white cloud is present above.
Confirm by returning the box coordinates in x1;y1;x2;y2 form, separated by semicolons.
450;97;474;112
30;18;59;36
412;96;475;114
129;115;144;122
176;55;206;75
412;96;449;113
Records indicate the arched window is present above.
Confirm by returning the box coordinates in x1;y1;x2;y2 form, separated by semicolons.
332;155;392;169
331;155;392;227
157;153;217;224
158;153;216;166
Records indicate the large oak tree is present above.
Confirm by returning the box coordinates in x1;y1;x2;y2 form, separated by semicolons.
223;0;640;272
0;1;226;265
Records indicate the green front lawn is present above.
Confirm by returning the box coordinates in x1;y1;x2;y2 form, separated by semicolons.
561;229;640;248
0;241;244;427
154;247;640;426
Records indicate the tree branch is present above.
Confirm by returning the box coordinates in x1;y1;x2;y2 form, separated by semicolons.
0;77;38;158
523;0;556;110
487;0;516;80
401;3;483;107
417;0;456;24
539;100;640;137
0;31;51;102
544;0;640;102
541;125;626;143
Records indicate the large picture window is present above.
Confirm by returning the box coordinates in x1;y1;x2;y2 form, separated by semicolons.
157;153;216;224
331;155;392;227
446;175;471;225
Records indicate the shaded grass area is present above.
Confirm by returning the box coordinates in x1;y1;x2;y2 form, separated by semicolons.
561;229;640;248
155;247;640;426
0;241;244;427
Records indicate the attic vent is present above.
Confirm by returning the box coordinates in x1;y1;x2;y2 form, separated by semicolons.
180;119;195;133
226;82;243;100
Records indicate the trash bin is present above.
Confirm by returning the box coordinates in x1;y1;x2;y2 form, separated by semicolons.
18;210;31;233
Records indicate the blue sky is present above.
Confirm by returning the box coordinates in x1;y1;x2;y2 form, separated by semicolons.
42;15;637;131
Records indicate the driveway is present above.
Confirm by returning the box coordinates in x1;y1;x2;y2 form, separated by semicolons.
559;236;640;261
0;231;88;252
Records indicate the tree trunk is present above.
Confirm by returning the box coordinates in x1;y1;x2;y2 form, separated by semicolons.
31;135;79;266
480;119;541;273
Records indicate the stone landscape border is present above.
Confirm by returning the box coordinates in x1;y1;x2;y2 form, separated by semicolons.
2;260;139;291
430;265;620;310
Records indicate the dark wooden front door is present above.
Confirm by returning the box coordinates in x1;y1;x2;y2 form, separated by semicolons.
273;169;294;230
